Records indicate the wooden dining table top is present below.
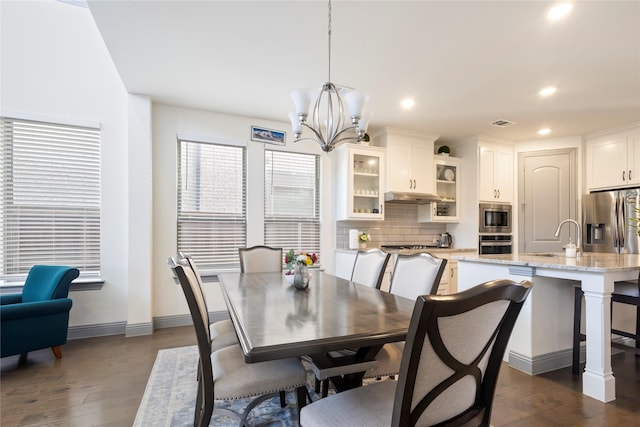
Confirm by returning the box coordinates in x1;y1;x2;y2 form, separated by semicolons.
217;271;415;363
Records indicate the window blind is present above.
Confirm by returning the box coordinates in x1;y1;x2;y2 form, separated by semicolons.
264;150;320;257
0;117;101;281
177;139;246;270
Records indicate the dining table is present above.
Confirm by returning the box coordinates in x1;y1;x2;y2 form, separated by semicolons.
217;270;415;393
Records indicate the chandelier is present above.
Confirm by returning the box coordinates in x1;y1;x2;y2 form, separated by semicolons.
289;0;370;153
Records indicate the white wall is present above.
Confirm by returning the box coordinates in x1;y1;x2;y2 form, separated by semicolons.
1;0;131;328
151;104;336;315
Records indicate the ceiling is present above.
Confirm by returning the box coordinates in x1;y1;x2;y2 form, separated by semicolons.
86;1;640;144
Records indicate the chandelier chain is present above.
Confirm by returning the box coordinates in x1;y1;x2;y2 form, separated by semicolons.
327;0;332;83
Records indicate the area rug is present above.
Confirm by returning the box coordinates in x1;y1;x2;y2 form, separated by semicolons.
135;346;342;426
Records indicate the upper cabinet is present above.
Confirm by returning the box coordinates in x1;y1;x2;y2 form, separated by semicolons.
374;128;439;195
478;142;513;203
586;125;640;191
418;156;461;222
332;144;385;221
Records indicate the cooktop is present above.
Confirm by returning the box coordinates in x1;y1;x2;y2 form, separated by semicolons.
380;244;440;250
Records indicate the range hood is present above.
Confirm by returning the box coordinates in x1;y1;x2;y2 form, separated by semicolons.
384;191;440;204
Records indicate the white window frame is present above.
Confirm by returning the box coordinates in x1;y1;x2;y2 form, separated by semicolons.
0;116;102;285
177;138;247;273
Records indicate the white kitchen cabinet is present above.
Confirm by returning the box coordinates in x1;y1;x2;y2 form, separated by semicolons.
586;125;640;190
374;128;439;195
418;156;460;222
333;144;385;221
478;142;513;203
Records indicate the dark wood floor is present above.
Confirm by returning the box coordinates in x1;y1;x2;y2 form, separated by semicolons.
1;326;639;426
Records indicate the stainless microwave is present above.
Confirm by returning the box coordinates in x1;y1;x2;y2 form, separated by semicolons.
479;203;512;234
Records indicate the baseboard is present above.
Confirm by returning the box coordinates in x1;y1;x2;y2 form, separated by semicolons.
153;310;230;330
68;321;126;340
125;322;154;337
508;336;630;375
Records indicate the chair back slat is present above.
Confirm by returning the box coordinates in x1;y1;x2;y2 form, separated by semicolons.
238;246;283;273
351;249;391;289
392;279;532;427
389;253;447;299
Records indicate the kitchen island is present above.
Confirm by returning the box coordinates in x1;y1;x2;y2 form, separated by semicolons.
454;252;640;403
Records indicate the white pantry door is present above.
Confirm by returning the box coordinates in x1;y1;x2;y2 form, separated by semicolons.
518;148;577;253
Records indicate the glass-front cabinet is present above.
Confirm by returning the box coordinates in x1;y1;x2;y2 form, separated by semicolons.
333;144;385;221
418;156;460;222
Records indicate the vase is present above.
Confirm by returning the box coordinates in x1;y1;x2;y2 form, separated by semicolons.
293;263;309;290
359;242;366;249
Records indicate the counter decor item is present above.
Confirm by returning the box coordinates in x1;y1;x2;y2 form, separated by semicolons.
284;250;318;290
437;145;451;156
359;232;371;249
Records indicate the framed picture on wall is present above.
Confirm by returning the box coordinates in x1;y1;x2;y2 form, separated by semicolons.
250;126;286;145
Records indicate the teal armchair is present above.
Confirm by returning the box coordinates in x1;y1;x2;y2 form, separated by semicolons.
1;265;79;360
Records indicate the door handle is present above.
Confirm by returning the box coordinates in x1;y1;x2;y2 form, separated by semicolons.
623;170;626;181
629;170;632;181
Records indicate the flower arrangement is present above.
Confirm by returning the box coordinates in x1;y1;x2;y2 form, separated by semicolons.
359;232;371;243
284;249;319;274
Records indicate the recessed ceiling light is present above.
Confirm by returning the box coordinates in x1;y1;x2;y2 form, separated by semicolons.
400;98;415;110
539;86;557;97
538;128;552;135
547;3;573;20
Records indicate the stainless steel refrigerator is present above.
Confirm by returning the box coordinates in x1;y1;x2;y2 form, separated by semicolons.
582;188;640;254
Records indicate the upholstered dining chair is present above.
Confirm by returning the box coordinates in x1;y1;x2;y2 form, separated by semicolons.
177;253;238;353
365;252;448;380
1;265;79;361
309;248;391;397
350;248;391;289
238;245;283;273
300;279;533;427
311;252;447;398
572;272;640;374
168;257;308;427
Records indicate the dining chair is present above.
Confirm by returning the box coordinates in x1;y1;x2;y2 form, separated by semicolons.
309;248;391;397
238;245;283;273
168;257;308;427
365;252;448;380
177;253;239;353
350;248;391;289
311;252;447;397
572;272;640;374
300;279;533;427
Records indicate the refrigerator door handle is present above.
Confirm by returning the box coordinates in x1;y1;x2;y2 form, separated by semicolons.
613;195;620;248
620;193;626;250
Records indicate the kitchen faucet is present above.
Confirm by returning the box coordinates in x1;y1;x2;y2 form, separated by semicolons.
554;219;581;254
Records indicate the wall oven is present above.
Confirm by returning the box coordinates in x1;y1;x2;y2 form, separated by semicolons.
479;235;513;255
479;203;512;234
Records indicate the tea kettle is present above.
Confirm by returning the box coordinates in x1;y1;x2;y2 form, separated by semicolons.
438;232;452;248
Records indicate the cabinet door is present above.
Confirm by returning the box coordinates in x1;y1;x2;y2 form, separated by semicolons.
448;260;458;294
412;143;435;194
493;149;513;202
628;132;640;186
479;146;497;201
386;140;412;191
587;137;628;189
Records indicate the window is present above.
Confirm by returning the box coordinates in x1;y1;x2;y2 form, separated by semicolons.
264;150;320;257
0;117;101;282
177;139;246;270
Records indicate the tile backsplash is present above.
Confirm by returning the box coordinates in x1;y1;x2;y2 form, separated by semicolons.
336;204;447;249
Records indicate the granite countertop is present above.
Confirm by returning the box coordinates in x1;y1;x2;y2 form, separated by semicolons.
453;252;640;273
337;247;477;255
